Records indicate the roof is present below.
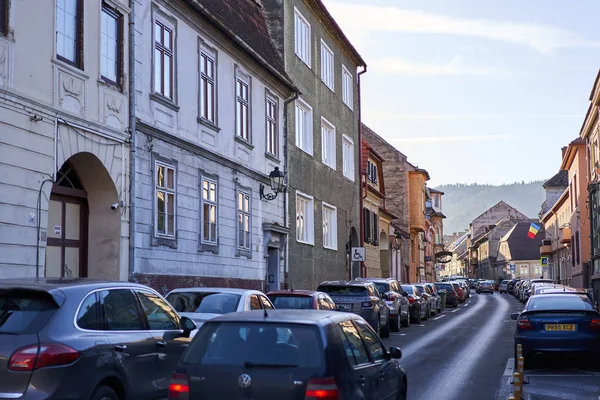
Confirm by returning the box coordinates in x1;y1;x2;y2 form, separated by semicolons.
207;309;357;325
182;0;296;91
408;166;431;180
500;221;545;260
266;289;320;296
0;278;147;291
543;170;568;188
167;287;263;295
560;138;587;170
318;280;373;287
362;139;385;163
429;188;445;195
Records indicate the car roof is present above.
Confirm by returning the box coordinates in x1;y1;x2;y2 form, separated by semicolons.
166;287;263;295
529;293;589;301
206;309;359;326
0;277;149;291
318;280;373;288
267;290;321;296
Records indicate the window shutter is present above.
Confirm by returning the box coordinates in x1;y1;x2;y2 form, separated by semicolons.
364;208;370;243
373;212;379;245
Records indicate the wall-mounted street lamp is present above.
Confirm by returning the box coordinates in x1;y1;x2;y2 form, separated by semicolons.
260;167;285;201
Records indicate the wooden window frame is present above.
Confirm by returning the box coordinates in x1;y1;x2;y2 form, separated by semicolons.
199;50;216;123
235;75;250;142
0;0;9;36
100;3;124;88
154;19;174;100
266;94;278;157
56;0;84;69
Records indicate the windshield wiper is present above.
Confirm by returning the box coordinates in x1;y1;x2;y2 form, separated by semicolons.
244;362;299;369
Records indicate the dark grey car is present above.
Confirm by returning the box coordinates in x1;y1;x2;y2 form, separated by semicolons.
0;278;196;400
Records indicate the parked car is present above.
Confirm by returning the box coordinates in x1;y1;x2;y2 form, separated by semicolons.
0;278;197;400
266;290;337;311
400;284;429;324
415;284;437;317
511;294;600;368
166;288;275;330
434;282;459;308
456;280;470;298
506;279;519;294
359;278;411;330
424;283;442;313
499;280;510;294
538;286;598;309
168;310;407;400
476;281;494;294
451;282;465;303
317;281;391;338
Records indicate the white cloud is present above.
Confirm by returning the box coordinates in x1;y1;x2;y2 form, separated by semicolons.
375;55;516;77
324;3;600;54
390;134;515;144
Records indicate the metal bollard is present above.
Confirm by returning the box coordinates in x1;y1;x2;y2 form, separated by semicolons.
513;372;522;400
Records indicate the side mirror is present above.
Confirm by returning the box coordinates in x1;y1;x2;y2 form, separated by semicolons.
180;316;197;337
389;347;402;360
510;313;519;320
402;291;408;297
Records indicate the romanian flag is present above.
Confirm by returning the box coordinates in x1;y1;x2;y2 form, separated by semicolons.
528;222;540;239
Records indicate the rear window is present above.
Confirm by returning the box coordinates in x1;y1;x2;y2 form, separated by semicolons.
401;285;414;294
528;295;594;311
373;283;389;295
166;292;241;314
268;295;313;310
501;280;509;284
0;290;58;334
184;322;324;369
317;286;367;296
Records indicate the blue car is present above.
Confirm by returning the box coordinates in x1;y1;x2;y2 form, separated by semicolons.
511;294;600;367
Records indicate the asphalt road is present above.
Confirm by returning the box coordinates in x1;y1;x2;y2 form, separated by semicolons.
381;289;518;400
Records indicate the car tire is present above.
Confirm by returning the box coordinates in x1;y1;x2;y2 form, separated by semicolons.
90;385;118;400
401;313;410;328
391;316;400;332
374;316;381;334
412;308;422;324
423;306;429;320
397;378;407;400
380;311;391;338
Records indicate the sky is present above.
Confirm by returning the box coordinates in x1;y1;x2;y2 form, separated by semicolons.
321;0;600;186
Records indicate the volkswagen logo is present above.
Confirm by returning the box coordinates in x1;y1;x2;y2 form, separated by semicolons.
238;373;252;388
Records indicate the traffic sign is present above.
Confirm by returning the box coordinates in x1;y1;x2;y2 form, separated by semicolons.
540;256;549;267
351;247;366;262
509;263;516;271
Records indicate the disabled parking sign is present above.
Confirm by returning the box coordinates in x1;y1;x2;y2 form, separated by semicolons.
351;247;366;262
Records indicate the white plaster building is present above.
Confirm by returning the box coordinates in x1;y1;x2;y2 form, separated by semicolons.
0;0;131;280
131;0;297;292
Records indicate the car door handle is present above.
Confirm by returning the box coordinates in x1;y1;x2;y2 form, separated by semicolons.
114;344;127;352
157;341;167;348
358;376;366;386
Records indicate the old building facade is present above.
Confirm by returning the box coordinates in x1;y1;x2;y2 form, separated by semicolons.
497;222;546;279
0;0;131;280
408;164;429;283
130;0;296;292
540;187;571;284
262;0;366;289
427;188;445;281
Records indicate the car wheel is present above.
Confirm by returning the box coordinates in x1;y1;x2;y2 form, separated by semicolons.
391;315;400;332
401;313;410;328
397;378;407;400
423;306;429;320
90;385;118;400
412;308;422;324
380;311;391;338
374;316;381;334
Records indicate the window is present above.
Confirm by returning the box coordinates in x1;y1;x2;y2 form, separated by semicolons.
322;203;337;250
354;320;386;362
296;192;314;244
363;208;371;243
372;212;379;246
249;295;261;310
295;99;313;155
199;50;216;123
236;75;250;141
237;190;251;250
259;295;274;310
135;290;179;331
98;289;143;331
367;160;378;183
342;65;353;109
154;19;174;100
294;8;311;67
0;0;8;36
201;177;218;244
434;194;440;208
520;265;528;276
338;320;370;366
155;161;176;237
342;135;355;181
321;118;336;169
76;293;101;330
266;95;278;156
321;40;334;90
100;5;121;85
56;0;82;67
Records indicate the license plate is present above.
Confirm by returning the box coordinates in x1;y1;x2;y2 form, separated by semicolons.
337;304;352;312
545;324;576;331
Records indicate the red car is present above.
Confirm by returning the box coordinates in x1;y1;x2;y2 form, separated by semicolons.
266;290;338;311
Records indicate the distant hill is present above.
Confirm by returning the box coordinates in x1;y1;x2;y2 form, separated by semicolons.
434;181;547;235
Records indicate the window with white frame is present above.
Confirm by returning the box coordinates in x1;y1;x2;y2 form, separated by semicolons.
295;99;313;155
155;162;176;237
296;192;314;244
154;18;174;100
199;50;216;123
201;178;217;244
100;5;121;85
321;40;334;90
321;117;336;169
236;74;250;141
342;135;355;181
367;160;378;184
266;95;277;156
322;203;337;249
56;0;82;68
237;190;251;250
342;65;353;109
294;8;311;67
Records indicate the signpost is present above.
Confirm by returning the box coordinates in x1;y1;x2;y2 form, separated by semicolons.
540;256;549;267
510;263;516;271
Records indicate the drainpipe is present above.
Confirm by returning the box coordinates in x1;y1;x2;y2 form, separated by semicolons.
128;0;137;282
357;64;367;277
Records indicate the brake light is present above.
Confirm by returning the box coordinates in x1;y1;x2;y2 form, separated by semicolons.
518;316;533;330
361;301;373;308
407;296;415;304
386;293;396;301
590;319;600;329
9;343;80;371
168;373;190;399
305;377;340;399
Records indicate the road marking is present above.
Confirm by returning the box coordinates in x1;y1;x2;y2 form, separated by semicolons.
503;358;515;376
417;324;426;327
452;308;460;313
390;333;406;336
433;314;446;320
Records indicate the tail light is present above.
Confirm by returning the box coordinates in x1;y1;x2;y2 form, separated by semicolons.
451;291;456;296
517;316;533;330
9;343;80;371
168;373;190;399
407;296;415;304
590;319;600;329
305;377;340;399
386;293;396;301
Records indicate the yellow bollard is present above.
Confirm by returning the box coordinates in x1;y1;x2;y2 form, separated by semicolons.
508;397;516;400
513;372;522;400
516;344;523;359
518;356;525;383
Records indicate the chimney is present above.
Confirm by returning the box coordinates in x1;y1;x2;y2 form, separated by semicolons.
561;146;568;159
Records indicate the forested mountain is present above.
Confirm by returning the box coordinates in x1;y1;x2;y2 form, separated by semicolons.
434;181;546;234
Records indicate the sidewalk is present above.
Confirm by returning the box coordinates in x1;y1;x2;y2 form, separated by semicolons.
497;358;600;400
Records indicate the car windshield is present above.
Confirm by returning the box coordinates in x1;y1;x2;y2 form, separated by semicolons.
527;295;594;311
166;292;242;314
0;290;59;334
373;283;390;294
317;286;367;296
183;322;325;370
268;295;313;309
401;285;414;294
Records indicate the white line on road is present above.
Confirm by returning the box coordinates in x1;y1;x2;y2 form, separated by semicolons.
390;333;406;336
503;358;515;376
451;308;460;313
433;314;446;320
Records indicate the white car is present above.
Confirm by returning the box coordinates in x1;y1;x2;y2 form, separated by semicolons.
499;280;509;293
165;287;275;334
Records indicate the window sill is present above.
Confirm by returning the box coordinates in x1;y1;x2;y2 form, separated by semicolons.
265;152;280;164
322;81;335;93
236;247;252;259
235;135;254;150
342;175;355;183
296;145;313;157
323;245;338;251
199;241;219;254
343;102;354;112
323;161;336;170
295;53;311;69
197;117;221;132
150;92;180;112
51;58;89;79
98;78;124;94
152;234;178;249
296;239;314;246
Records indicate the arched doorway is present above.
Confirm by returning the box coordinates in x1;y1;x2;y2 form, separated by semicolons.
45;161;89;278
380;231;389;278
